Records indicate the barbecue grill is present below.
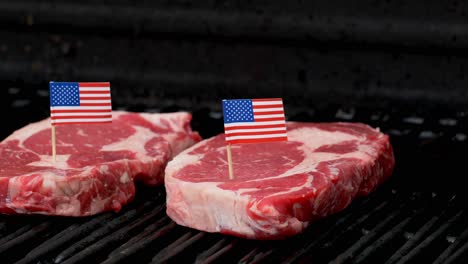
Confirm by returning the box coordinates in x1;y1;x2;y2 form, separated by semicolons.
1;1;468;263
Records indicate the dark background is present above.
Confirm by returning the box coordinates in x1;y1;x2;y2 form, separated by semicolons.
2;2;468;263
0;1;467;191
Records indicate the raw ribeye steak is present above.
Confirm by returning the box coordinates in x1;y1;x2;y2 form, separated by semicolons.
165;122;394;239
0;111;200;216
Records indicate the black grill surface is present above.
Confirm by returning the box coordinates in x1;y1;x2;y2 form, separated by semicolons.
1;87;468;264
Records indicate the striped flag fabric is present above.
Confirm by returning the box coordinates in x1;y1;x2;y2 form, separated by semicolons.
222;98;287;144
49;82;112;125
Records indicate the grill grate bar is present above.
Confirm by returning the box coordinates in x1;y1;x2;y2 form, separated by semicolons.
150;231;206;263
55;199;162;263
194;238;233;264
239;247;275;264
0;225;34;246
354;212;417;263
394;210;464;264
433;225;468;264
279;197;383;263
443;240;468;264
107;216;171;257
355;193;452;264
0;223;6;235
102;216;172;264
281;189;402;263
280;212;355;263
0;222;51;257
321;199;392;251
16;213;114;264
54;211;139;263
111;221;178;263
194;240;239;264
330;196;416;264
61;203;167;264
383;193;455;264
386;215;440;264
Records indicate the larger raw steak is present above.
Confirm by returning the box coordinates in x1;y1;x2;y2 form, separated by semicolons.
165;122;394;239
0;111;200;216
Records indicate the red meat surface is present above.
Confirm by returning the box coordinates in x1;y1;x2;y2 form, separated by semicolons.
165;122;394;239
0;111;200;216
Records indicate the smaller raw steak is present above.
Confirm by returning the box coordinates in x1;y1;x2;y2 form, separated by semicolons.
0;111;200;216
165;122;394;239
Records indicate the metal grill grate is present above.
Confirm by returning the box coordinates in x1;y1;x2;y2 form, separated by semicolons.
1;87;468;263
1;185;467;263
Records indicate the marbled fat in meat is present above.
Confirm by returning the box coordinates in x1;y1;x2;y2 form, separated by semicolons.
165;122;394;239
0;111;200;216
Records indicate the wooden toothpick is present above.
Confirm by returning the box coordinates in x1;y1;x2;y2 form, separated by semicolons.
51;125;57;162
226;144;234;179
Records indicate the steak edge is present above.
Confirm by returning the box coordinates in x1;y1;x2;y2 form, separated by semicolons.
0;111;200;216
165;122;394;239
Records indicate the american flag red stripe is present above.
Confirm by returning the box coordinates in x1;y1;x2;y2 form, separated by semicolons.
252;105;284;109
79;96;111;100
50;82;112;125
224;123;286;131
227;137;288;145
225;129;287;137
51;115;113;120
49;121;114;125
78;82;110;87
251;117;285;122
79;91;110;94
79;103;112;106
51;109;111;113
253;111;284;115
223;98;287;144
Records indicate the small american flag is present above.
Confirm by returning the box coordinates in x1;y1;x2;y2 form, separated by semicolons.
222;98;287;144
49;82;112;125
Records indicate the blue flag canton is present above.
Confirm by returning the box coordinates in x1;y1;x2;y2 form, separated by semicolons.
223;99;254;123
50;82;80;106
